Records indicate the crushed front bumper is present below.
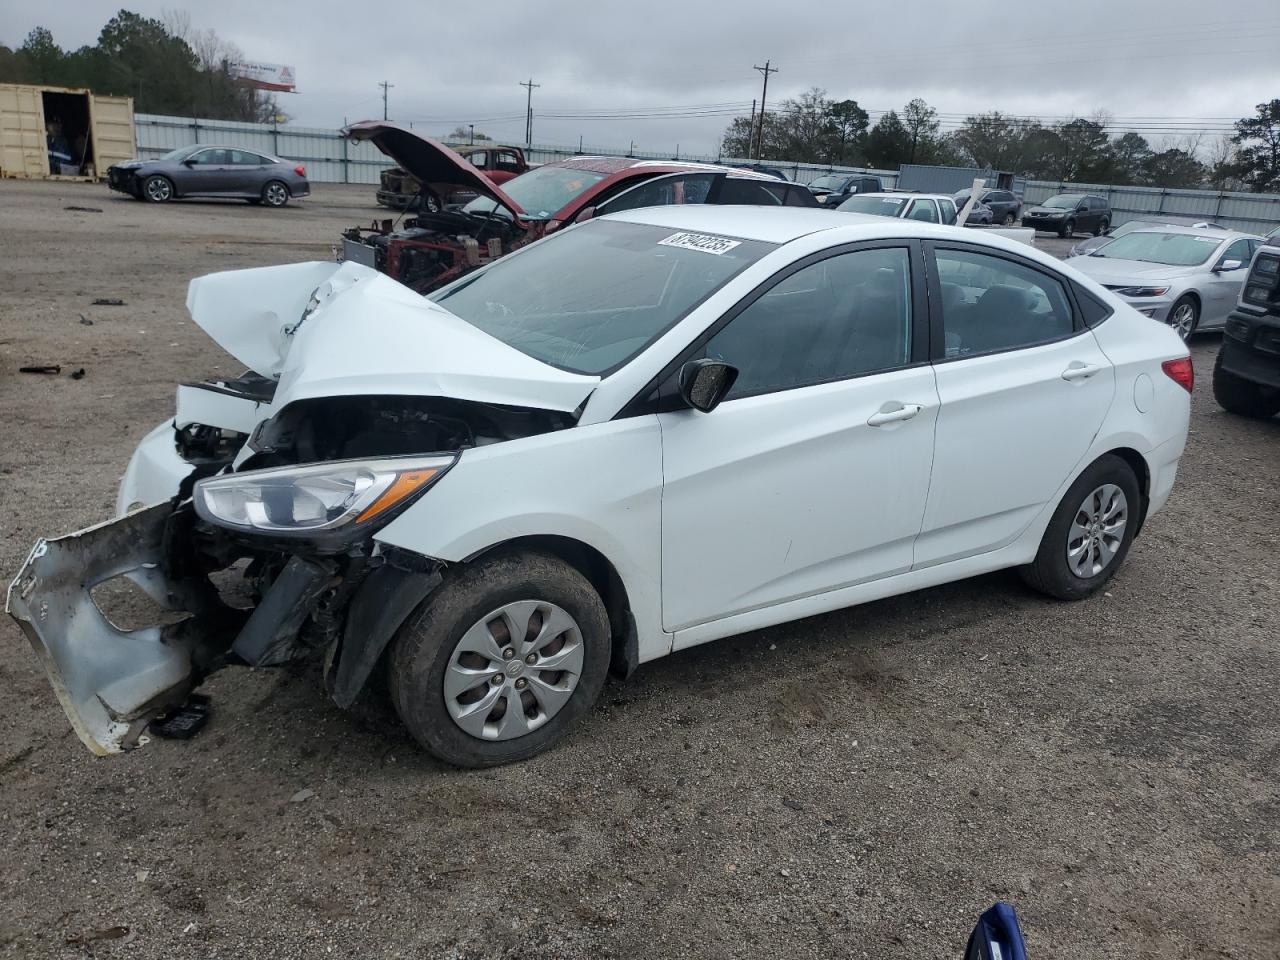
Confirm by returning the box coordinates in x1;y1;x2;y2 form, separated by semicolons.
5;503;230;755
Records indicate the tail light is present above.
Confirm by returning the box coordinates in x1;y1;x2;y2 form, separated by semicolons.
1162;357;1194;393
294;164;306;177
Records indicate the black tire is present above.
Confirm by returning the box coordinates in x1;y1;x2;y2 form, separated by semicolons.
1168;294;1200;341
1003;211;1016;226
1060;218;1075;239
261;180;290;207
390;550;611;768
1213;349;1280;417
141;174;173;203
1095;218;1109;237
1019;454;1141;601
410;190;442;214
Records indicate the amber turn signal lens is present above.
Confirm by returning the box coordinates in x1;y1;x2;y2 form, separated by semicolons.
355;468;440;523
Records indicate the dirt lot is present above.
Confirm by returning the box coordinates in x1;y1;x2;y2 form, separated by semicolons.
1;178;1277;959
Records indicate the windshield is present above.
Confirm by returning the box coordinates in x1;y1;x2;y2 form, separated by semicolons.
837;196;907;216
158;146;197;161
462;165;608;221
1108;220;1157;239
429;220;774;375
1042;195;1082;209
807;175;845;191
1094;231;1222;266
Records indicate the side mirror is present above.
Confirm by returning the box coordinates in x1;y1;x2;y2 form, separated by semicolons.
1216;259;1244;272
573;206;597;224
965;903;1028;960
182;158;196;166
678;359;738;413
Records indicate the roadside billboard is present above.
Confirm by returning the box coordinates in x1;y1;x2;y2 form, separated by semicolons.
228;62;296;93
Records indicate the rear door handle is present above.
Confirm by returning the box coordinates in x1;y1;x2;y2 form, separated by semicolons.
1061;362;1103;382
867;402;924;427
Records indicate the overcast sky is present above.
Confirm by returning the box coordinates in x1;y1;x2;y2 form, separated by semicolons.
3;0;1278;155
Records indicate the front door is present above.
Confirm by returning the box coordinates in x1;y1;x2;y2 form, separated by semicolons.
177;147;234;195
659;244;938;635
915;243;1115;566
1203;238;1255;327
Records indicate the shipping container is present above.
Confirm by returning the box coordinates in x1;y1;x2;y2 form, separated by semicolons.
896;164;1026;196
0;83;135;181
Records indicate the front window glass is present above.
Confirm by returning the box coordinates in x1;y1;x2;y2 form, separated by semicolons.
462;165;609;221
600;174;717;214
705;247;913;399
807;175;846;191
1094;231;1222;266
838;195;907;216
430;220;774;375
1042;195;1081;209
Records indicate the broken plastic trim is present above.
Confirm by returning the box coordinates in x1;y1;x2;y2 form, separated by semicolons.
5;503;232;755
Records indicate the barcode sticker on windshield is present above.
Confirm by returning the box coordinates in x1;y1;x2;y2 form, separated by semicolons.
659;232;742;255
1193;236;1220;243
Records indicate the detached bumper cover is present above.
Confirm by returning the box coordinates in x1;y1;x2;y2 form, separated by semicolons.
5;504;225;756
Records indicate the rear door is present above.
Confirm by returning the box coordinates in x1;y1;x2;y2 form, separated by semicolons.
905;199;940;223
916;242;1115;566
659;242;937;636
228;149;271;197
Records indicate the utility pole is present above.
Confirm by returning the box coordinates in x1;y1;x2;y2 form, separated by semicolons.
469;124;475;145
752;61;777;161
747;98;756;158
520;78;540;147
378;80;394;120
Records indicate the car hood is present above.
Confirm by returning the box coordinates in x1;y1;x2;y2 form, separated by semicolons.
1026;206;1069;215
186;260;598;414
343;121;525;218
1068;256;1190;284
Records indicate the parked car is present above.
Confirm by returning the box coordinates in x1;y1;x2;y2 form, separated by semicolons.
961;200;996;225
376;144;529;212
807;173;884;206
1213;238;1280;417
1022;194;1110;238
339;121;806;294
954;187;1023;225
1068;216;1226;258
106;145;310;206
1069;226;1267;339
8;206;1191;767
836;191;959;224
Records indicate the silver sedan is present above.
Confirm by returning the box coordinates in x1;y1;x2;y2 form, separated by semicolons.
107;145;311;207
1068;226;1267;339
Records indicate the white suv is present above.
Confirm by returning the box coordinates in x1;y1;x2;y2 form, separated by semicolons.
835;191;959;225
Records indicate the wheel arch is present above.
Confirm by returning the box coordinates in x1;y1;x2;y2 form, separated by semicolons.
465;534;639;679
1099;446;1151;536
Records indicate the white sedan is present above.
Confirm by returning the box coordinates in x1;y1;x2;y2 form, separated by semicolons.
8;207;1192;768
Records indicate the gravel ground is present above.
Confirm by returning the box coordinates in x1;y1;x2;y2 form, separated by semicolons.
1;179;1277;959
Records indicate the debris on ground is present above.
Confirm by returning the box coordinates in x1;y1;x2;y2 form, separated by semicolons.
70;368;86;380
65;926;130;946
64;205;104;213
290;788;316;803
91;297;125;306
79;314;93;325
18;365;60;375
149;694;211;739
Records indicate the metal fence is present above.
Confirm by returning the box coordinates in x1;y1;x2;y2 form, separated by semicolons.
134;113;1279;233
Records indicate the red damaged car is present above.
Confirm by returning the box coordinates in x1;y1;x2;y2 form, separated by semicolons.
340;121;815;294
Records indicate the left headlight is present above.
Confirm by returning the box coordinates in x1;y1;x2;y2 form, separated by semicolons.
1114;285;1170;297
193;454;455;539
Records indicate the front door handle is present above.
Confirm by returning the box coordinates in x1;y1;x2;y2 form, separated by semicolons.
867;402;923;427
1061;361;1103;382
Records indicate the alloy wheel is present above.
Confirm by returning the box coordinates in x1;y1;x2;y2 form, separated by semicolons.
443;600;584;741
1169;302;1197;340
145;177;171;202
1066;483;1128;579
264;182;288;206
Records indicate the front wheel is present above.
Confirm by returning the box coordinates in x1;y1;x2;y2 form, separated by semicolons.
142;175;173;203
1019;454;1141;601
390;551;611;768
1167;295;1199;341
261;180;290;207
1213;349;1280;417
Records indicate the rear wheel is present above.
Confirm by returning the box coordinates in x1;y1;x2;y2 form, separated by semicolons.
1003;212;1016;226
1059;218;1076;238
1095;217;1109;236
1213;349;1280;417
1019;454;1141;601
142;175;173;203
1168;295;1199;341
390;551;611;768
261;180;290;207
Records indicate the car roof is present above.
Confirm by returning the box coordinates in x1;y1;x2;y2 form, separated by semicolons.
852;192;952;201
1126;225;1262;241
549;156;768;178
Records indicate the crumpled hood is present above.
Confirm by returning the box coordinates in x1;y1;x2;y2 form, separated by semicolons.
343;121;526;219
186;260;598;414
1068;256;1189;284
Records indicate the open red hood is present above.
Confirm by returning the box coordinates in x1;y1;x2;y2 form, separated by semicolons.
342;121;526;218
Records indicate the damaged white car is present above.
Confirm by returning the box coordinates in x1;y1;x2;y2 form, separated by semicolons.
8;206;1192;767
